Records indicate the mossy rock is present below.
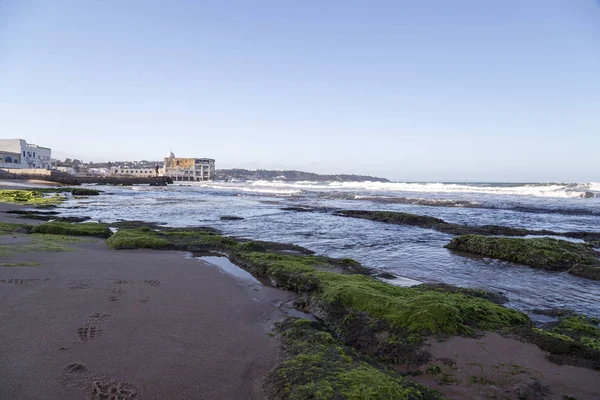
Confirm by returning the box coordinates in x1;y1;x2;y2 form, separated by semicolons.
516;313;600;370
0;190;65;207
31;222;112;238
106;227;169;250
336;209;600;245
0;222;33;235
70;188;100;196
416;283;508;305
263;318;445;400
236;240;315;255
336;210;445;229
109;221;166;230
446;235;600;280
228;250;527;364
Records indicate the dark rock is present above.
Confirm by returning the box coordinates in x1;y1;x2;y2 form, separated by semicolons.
513;378;551;399
55;216;91;223
336;209;600;247
376;272;397;280
281;207;315;212
70;188;100;196
220;215;244;221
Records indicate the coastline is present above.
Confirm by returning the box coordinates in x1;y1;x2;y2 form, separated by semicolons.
0;208;292;399
1;184;600;399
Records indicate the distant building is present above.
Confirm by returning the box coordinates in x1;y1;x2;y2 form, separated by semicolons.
163;151;215;181
110;166;158;177
0;139;53;169
56;166;76;175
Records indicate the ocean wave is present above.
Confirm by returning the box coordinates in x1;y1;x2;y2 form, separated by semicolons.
235;181;599;198
164;180;600;199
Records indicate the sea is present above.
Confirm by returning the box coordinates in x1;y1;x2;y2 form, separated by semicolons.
53;180;600;318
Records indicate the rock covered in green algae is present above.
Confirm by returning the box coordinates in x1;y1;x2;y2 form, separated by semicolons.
517;312;600;370
335;209;600;244
31;222;112;238
262;318;445;400
445;235;600;280
0;190;65;207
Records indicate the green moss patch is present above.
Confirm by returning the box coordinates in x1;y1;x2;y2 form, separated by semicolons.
31;222;112;238
445;235;600;280
518;313;600;370
228;250;527;365
0;234;78;257
315;273;527;337
1;261;41;267
0;222;32;235
70;188;100;196
0;190;65;207
106;227;169;249
263;318;444;400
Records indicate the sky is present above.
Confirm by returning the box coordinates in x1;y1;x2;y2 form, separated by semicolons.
1;1;599;182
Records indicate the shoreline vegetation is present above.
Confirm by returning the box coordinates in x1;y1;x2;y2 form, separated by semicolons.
2;188;600;398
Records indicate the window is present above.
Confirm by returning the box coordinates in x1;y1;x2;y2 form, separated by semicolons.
23;151;25;156
33;152;36;157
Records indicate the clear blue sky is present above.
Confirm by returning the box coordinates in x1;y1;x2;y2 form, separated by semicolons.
1;1;599;181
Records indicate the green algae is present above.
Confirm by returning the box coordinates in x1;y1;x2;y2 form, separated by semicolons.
105;227;169;249
31;222;112;238
521;313;600;369
1;261;41;267
0;222;32;235
315;272;527;337
264;318;444;400
532;328;574;343
0;190;65;207
70;188;100;196
0;234;78;256
445;235;600;280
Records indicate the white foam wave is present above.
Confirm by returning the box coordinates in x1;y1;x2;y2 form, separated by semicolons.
588;182;600;192
168;180;598;199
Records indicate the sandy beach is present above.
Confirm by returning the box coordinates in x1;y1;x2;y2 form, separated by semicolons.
0;205;293;400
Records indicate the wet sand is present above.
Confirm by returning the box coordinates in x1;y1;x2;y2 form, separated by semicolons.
0;209;293;399
412;333;600;400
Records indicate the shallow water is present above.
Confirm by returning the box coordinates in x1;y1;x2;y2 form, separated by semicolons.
53;181;600;317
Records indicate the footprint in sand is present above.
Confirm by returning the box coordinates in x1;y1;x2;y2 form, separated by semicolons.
90;379;140;399
77;313;110;342
58;362;140;399
70;283;91;290
0;278;39;284
143;279;161;287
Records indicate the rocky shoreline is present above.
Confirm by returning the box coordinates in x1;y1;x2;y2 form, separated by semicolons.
2;187;600;399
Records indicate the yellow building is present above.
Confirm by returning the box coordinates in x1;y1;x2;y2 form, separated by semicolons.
163;151;215;182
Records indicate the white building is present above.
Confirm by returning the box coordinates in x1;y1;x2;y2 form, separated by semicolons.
56;166;76;175
0;139;53;169
163;151;215;182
